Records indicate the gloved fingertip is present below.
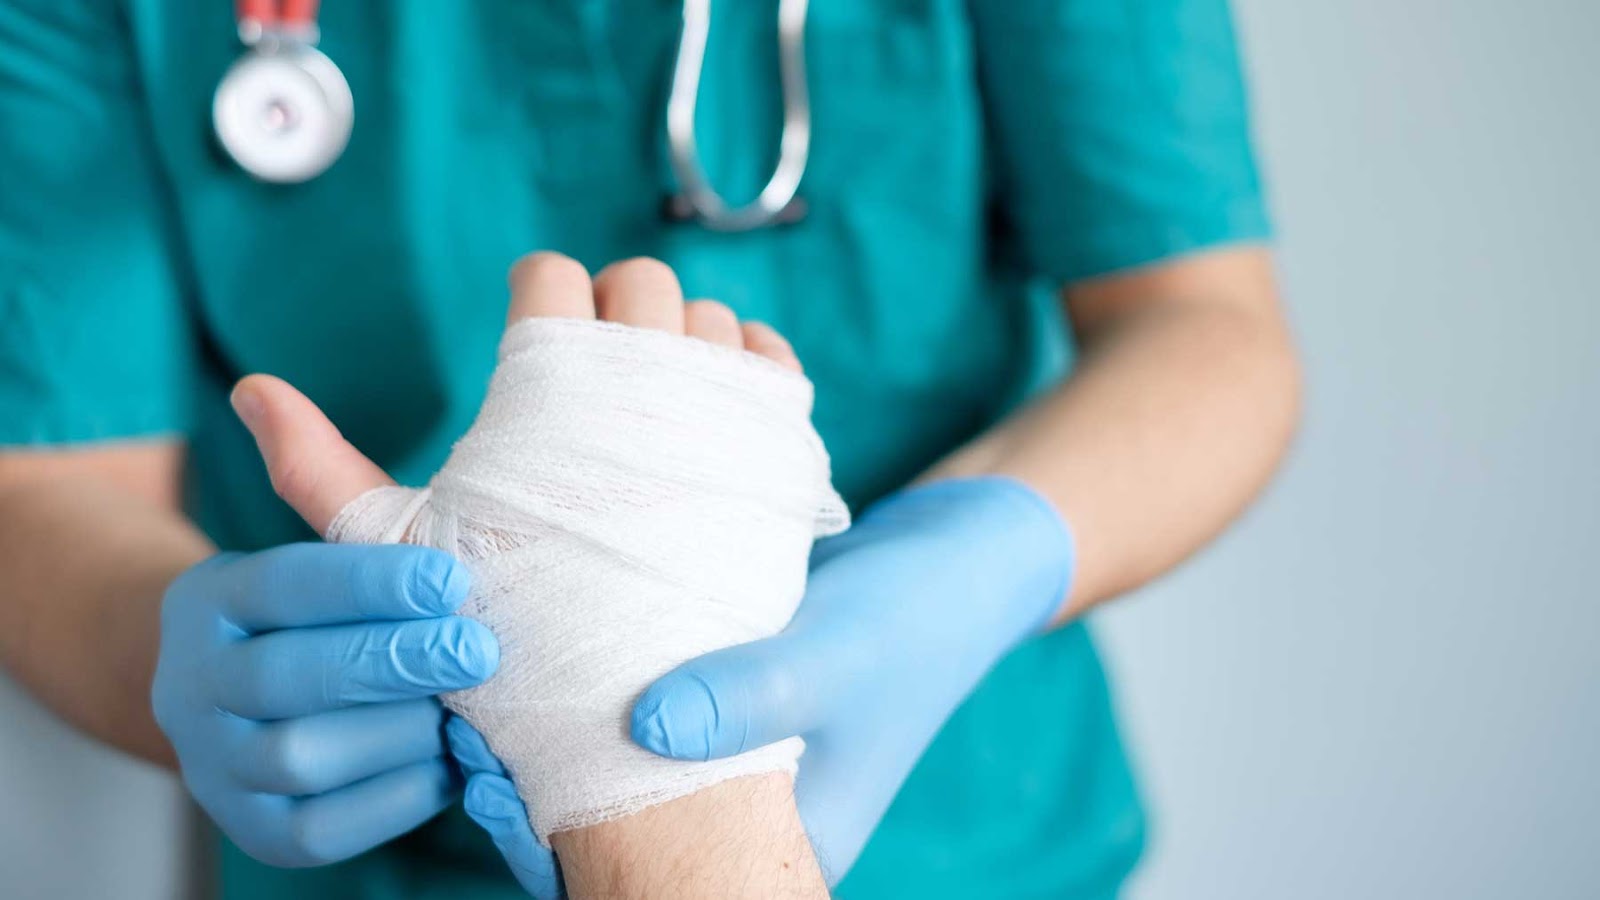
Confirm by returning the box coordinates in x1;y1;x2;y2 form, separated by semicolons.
631;677;715;761
443;617;501;684
630;707;673;758
416;550;472;614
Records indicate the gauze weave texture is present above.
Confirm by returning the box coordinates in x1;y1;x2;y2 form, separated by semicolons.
326;318;849;842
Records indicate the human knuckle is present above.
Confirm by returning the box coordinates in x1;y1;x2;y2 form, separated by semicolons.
268;455;323;507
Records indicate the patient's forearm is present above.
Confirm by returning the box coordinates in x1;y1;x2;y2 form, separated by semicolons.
553;773;825;900
0;451;207;767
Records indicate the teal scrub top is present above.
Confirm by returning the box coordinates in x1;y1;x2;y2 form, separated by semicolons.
0;1;1269;897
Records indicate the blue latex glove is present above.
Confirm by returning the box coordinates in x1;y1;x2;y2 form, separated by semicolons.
151;542;499;867
447;716;563;898
632;475;1074;880
449;476;1072;889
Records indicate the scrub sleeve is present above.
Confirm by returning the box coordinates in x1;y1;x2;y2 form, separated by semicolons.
0;1;198;447
971;0;1272;282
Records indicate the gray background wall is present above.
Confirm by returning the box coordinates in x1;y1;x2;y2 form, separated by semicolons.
2;0;1594;897
1099;0;1599;897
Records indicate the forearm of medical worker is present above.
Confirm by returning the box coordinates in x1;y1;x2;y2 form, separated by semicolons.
930;245;1302;618
0;441;201;766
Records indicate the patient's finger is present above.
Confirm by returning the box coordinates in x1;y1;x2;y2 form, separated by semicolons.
685;300;743;349
741;321;803;373
506;252;596;324
593;257;686;334
232;374;395;535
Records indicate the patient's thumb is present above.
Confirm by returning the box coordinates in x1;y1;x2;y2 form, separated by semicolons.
231;374;395;536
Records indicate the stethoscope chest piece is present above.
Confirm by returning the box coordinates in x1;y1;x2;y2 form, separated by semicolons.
214;40;352;184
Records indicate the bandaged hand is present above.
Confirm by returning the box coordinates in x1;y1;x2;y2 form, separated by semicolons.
233;253;845;893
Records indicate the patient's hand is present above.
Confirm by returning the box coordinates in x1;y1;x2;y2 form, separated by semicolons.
233;253;806;536
231;253;835;899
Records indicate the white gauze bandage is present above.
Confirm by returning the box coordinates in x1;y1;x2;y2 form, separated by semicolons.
325;317;849;842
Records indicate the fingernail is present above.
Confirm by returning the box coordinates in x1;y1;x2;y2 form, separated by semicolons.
230;382;264;432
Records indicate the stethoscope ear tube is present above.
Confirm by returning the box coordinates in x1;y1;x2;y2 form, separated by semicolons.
665;0;812;232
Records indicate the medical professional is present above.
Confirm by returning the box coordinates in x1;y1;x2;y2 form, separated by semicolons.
0;1;1299;898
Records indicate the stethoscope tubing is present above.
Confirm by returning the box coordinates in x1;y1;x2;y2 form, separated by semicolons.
218;0;812;231
666;0;812;232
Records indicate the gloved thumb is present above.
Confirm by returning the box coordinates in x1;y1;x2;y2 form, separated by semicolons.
630;633;837;762
232;374;395;534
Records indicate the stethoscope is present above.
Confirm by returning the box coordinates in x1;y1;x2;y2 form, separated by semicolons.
213;0;352;186
214;0;812;232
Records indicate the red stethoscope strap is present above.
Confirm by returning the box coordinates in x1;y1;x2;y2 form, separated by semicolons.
282;0;320;26
235;0;319;29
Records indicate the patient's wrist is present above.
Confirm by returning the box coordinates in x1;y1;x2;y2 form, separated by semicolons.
552;772;825;900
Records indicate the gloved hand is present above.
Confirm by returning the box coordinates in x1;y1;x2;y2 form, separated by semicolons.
447;716;563;899
447;475;1073;889
631;475;1074;880
151;542;499;867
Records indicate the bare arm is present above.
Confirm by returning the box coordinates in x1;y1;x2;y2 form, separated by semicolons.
553;775;824;899
0;441;207;767
928;246;1302;617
